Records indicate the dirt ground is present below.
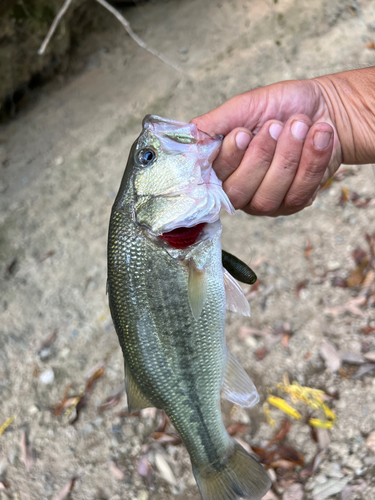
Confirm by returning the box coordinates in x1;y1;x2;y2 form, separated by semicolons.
1;0;375;499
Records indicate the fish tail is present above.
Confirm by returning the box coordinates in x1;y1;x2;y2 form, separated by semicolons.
193;440;271;500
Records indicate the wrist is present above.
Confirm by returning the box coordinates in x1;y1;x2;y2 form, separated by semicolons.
313;68;375;165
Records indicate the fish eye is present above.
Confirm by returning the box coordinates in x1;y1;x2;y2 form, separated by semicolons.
136;148;156;166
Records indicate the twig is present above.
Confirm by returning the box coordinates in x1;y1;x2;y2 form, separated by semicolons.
38;0;182;74
94;0;182;73
38;0;74;55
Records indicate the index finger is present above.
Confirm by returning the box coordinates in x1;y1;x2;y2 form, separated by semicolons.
191;92;264;137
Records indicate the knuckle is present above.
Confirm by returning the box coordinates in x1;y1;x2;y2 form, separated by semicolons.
284;192;307;211
250;196;277;215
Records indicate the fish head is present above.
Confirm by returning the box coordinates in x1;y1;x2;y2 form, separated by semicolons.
129;115;234;235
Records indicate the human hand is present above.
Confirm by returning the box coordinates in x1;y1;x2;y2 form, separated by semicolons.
191;79;342;216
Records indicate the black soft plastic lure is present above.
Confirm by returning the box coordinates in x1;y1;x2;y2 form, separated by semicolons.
222;250;257;285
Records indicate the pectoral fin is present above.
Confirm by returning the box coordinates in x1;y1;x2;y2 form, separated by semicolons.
188;260;207;321
222;348;259;408
223;268;251;317
125;364;153;414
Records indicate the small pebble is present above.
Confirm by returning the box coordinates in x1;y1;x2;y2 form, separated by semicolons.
39;368;54;385
54;156;64;166
39;347;52;360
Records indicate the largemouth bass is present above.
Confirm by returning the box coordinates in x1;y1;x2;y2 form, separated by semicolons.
107;115;271;500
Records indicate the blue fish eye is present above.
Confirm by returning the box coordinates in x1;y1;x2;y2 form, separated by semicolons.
137;148;155;166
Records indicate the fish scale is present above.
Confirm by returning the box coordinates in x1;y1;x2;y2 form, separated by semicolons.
108;194;229;467
107;116;271;500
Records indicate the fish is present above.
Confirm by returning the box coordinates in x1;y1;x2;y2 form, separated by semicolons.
107;115;271;500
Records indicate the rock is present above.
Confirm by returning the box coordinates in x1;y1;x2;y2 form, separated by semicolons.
39;348;52;360
345;455;363;473
283;483;303;500
39;368;54;384
322;462;343;478
82;424;93;436
366;430;375;452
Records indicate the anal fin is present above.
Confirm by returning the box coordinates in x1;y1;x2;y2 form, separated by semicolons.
222;348;259;408
125;364;153;414
223;268;251;317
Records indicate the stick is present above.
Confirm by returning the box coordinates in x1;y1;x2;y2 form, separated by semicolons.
94;0;182;73
38;0;182;74
38;0;74;55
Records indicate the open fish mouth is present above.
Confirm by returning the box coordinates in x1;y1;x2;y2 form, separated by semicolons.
133;115;235;235
159;223;207;249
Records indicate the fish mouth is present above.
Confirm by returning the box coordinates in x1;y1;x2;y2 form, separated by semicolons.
158;223;206;249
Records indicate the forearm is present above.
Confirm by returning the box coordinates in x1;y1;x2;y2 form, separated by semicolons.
314;66;375;165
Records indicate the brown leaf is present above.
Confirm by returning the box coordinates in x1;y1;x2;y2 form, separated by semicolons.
85;363;105;392
152;432;182;445
338;187;350;205
276;443;304;466
20;430;35;472
365;41;375;49
6;257;18;276
267;419;291;445
347;261;368;287
226;422;248;436
352;247;368;266
361;325;375;334
331;277;348;288
155;411;169;433
53;477;77;500
304;238;313;260
36;329;57;352
255;347;268;361
98;384;124;412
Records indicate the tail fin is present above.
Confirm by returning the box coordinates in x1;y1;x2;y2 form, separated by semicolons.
193;441;271;500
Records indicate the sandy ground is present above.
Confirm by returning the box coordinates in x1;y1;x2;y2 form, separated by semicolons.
1;0;375;499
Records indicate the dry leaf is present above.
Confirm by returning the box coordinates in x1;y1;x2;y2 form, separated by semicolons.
154;453;176;486
304;238;313;260
320;339;341;372
98;384;124;412
36;329;57;352
53;477;77;500
267;419;291;445
20;430;35;472
365;41;375;49
226;422;248;436
255;347;268;360
152;432;182;446
361;325;375;334
352;363;375;379
312;476;351;500
365;430;375;452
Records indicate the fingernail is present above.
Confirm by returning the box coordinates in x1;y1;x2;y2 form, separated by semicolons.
313;131;332;150
235;131;251;150
269;123;283;140
291;121;309;140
